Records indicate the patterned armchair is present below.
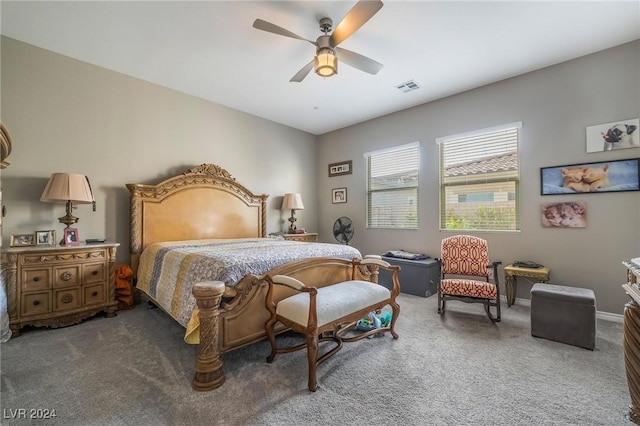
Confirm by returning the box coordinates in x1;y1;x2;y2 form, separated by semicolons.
438;235;502;322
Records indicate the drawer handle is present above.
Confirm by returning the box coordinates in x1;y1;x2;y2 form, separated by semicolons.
92;271;98;276
60;271;73;281
92;291;98;297
61;294;73;304
33;300;40;306
33;277;40;282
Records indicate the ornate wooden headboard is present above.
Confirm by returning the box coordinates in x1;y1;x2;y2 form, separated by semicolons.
127;164;268;274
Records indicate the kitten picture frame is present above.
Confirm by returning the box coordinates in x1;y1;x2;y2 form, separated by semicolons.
541;201;587;228
540;158;640;195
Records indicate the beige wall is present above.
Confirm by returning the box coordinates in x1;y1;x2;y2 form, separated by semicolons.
3;36;639;314
317;40;640;315
0;37;317;264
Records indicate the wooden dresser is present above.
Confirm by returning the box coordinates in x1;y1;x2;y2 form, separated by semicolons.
1;242;119;337
623;257;640;425
283;233;318;242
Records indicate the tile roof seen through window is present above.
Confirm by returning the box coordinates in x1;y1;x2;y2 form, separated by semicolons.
444;151;518;177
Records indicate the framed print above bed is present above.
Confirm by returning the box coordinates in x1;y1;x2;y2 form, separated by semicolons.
540;158;640;195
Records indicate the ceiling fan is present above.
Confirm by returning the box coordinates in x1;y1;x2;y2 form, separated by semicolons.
252;0;384;82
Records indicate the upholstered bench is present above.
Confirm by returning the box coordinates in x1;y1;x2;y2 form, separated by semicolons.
530;283;596;350
264;257;401;391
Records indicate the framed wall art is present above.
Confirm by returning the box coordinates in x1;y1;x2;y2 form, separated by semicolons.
540;158;640;195
10;233;35;247
586;118;639;153
541;201;586;228
332;187;347;204
328;160;352;177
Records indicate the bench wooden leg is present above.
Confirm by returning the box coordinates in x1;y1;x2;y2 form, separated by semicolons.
307;333;319;392
390;301;401;339
265;313;278;363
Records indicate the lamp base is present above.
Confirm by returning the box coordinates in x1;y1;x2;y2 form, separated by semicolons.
288;210;297;233
59;200;80;228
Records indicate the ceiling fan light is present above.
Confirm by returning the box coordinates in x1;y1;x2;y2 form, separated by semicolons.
314;48;337;77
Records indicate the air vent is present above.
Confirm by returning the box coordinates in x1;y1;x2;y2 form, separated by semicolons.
395;80;420;93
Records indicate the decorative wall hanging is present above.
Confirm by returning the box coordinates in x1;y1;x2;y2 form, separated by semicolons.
328;160;352;177
540;158;639;195
332;188;347;204
586;118;639;153
541;201;586;228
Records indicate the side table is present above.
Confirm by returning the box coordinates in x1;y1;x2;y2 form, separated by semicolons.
504;264;550;307
283;233;318;242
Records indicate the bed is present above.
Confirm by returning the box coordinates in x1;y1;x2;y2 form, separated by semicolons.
127;164;378;390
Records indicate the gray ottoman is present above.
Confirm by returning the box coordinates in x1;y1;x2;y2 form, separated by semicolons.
530;283;596;350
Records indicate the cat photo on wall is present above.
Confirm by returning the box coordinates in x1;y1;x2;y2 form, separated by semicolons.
541;201;587;228
586;118;639;153
541;158;640;195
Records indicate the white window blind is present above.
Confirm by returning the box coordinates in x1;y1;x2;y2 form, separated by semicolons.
439;124;520;231
366;142;419;229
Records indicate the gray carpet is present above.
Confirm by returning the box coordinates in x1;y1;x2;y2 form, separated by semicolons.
0;294;632;426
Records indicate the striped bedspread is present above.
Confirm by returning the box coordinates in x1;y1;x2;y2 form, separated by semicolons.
136;238;362;331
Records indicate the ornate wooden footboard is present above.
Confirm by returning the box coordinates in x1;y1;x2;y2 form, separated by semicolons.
192;257;380;391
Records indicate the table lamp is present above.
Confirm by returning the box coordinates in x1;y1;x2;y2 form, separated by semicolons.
41;173;95;244
281;193;304;233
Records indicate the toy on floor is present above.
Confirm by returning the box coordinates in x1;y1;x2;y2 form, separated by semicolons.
356;310;392;332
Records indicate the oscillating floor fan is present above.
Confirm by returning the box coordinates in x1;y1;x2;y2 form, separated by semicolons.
333;216;354;245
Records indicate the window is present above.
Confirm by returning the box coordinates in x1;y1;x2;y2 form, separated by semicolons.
438;123;521;231
365;142;420;229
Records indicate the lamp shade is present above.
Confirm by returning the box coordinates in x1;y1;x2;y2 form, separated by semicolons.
41;173;94;204
282;193;304;210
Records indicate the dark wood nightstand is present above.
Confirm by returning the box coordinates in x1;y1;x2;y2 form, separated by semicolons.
283;233;318;242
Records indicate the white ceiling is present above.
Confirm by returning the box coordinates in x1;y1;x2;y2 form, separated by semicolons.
2;1;639;135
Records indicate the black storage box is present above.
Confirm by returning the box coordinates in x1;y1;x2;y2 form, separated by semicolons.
379;256;441;297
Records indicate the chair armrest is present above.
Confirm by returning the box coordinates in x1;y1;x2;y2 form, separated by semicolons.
360;257;391;268
271;274;306;291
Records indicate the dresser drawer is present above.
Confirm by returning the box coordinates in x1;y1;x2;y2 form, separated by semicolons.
83;263;106;284
22;292;51;316
22;268;51;291
53;265;82;287
54;288;82;311
84;283;106;305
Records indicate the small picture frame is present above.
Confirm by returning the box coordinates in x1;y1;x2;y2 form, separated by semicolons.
64;227;80;246
332;187;347;204
36;230;56;245
541;201;587;228
10;233;35;247
328;160;352;177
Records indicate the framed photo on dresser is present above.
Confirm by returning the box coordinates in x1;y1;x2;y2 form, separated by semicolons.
36;229;56;245
64;227;80;246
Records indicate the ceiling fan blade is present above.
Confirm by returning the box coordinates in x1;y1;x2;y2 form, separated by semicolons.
330;0;383;47
253;19;316;45
290;61;314;82
335;47;383;75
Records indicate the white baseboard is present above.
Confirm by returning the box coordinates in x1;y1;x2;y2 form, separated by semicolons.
500;295;623;323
